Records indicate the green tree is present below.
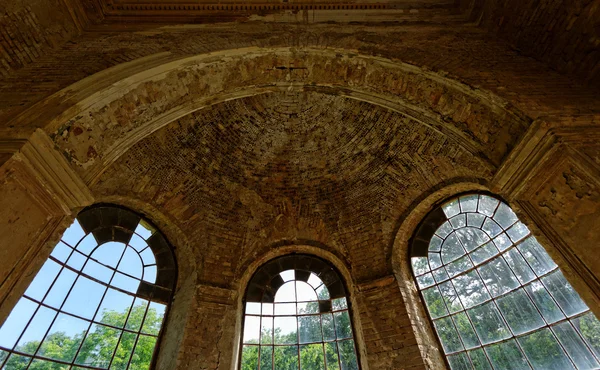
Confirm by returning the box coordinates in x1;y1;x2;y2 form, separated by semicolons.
4;306;162;370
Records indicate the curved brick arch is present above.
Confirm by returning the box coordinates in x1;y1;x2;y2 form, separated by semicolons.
31;47;529;184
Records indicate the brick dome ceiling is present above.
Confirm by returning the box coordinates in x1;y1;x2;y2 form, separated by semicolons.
93;91;492;282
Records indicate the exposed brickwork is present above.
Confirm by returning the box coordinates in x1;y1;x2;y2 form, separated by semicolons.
0;0;87;76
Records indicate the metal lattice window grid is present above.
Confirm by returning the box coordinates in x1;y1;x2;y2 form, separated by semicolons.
411;193;600;370
240;255;360;370
0;206;176;369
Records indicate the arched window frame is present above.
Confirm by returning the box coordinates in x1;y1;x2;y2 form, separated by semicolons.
239;254;361;370
0;204;177;369
410;193;600;370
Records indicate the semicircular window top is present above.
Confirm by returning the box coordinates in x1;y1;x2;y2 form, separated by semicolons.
240;255;360;370
411;193;600;370
0;205;177;370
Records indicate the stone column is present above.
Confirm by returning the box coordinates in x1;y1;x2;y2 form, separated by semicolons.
0;129;94;323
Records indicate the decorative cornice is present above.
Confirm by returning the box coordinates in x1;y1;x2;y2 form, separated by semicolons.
12;129;94;214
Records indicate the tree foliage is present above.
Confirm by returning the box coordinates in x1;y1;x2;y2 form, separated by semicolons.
4;305;161;370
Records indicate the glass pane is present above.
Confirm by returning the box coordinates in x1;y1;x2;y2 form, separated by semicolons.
324;341;340;370
452;311;480;349
299;316;322;344
241;345;259;370
422;286;450;318
111;331;137;370
316;285;330;300
518;328;575;370
518;237;557;276
4;354;33;369
125;298;149;331
542;270;587;317
467;301;510;345
492;233;512;252
143;265;157;283
117;247;143;279
446;255;474;278
468;348;493;370
496;289;545;335
477;196;499;217
417;273;435;289
296;281;317;302
38;313;88;361
482;218;502;238
493;202;519;229
338;340;358;370
274;316;297;344
297;302;319;315
436;221;454;239
332;298;347;311
470;242;499;265
25;260;61;301
443;199;461;217
300;344;325;370
334;311;352;339
61;220;85;246
478;256;519;297
274;345;298;370
275;303;296;316
484;339;529;370
31;358;70;369
447;352;471;370
552;320;599;369
246;302;261;315
43;268;77;308
62;276;106;319
459;195;479;213
411;257;430;275
280;270;295;282
111;272;140;294
262;303;274;316
308;274;323;289
275;282;297;303
450;214;467;229
503;248;536;284
429;235;443;252
50;241;72;262
140;247;156;266
243;315;261;344
131;335;157;369
75;233;97;255
438;281;463;314
260;346;273;370
0;350;6;365
572;312;600;358
92;242;125;267
525;281;565;324
95;288;134;328
15;305;57;354
433;317;463;353
82;259;113;283
128;233;147;252
141;301;166;335
75;323;120;368
432;267;449;283
455;227;490;252
66;251;87;271
506;222;530;243
441;233;466;264
467;212;486;228
429;253;443;270
321;313;336;342
261;317;273;344
0;297;38;349
453;270;490;309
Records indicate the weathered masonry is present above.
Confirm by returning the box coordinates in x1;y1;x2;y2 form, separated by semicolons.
0;0;599;369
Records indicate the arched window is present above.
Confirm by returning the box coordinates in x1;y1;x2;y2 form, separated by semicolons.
411;193;600;370
240;254;360;370
0;205;176;369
